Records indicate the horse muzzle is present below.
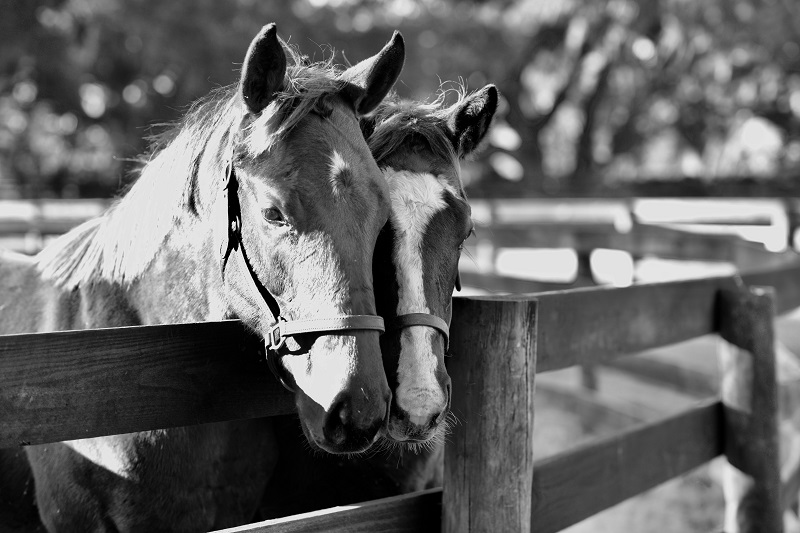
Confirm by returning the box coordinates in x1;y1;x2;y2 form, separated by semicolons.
284;331;391;454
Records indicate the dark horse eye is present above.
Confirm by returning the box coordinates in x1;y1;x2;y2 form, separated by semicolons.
262;207;286;225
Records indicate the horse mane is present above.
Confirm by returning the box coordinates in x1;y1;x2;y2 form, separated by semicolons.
363;85;466;170
37;43;346;289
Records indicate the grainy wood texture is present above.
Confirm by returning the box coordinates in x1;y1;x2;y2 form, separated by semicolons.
214;489;442;533
444;297;537;533
522;262;800;372
534;277;728;372
0;321;294;447
717;286;782;533
530;400;723;533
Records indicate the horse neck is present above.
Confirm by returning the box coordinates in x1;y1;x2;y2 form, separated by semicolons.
125;217;226;325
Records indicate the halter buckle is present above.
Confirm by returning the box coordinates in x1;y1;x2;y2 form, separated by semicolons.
267;318;287;352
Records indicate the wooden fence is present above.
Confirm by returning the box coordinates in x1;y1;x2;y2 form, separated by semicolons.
4;265;800;531
3;199;800;531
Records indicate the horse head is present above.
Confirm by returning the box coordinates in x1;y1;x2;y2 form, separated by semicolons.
219;25;404;453
367;85;498;443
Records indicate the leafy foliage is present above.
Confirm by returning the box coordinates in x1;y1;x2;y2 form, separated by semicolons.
2;0;800;198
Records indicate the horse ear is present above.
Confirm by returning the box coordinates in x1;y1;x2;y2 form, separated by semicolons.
240;23;287;115
449;84;498;157
340;31;405;115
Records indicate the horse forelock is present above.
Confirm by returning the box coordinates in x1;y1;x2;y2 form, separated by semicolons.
241;47;352;158
365;90;463;175
37;46;353;290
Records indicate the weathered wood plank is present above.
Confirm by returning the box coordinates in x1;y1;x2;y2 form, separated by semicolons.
444;298;537;533
0;321;294;448
533;277;731;372
214;489;442;533
530;400;723;533
7;265;797;449
717;286;782;533
485;261;800;373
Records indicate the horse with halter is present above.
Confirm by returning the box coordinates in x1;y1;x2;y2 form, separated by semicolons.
0;24;404;531
259;84;499;518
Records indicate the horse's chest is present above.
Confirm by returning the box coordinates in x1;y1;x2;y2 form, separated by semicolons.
29;421;276;531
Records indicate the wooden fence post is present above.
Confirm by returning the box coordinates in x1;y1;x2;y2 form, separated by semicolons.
717;284;782;533
575;252;598;392
443;297;537;533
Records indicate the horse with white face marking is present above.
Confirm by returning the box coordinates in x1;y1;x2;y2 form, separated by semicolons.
369;84;499;443
258;85;499;519
0;25;404;532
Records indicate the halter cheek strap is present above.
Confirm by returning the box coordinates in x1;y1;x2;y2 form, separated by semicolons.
385;312;450;352
219;144;385;390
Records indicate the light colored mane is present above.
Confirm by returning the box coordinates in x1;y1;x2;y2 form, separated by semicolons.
37;44;347;290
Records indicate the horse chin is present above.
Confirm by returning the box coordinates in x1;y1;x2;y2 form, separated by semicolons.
297;418;382;455
282;333;391;454
386;415;442;444
291;386;387;455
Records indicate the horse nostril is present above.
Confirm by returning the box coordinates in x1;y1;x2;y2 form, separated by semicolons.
323;392;388;451
323;399;350;446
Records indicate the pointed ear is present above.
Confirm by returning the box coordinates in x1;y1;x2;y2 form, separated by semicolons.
240;24;287;115
340;31;405;115
449;84;498;157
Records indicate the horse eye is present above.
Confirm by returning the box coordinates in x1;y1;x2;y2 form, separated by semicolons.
458;227;476;250
262;207;286;225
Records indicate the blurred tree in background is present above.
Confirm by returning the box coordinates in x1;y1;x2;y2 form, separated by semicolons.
2;0;800;199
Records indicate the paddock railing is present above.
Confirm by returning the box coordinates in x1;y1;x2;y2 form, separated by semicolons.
4;263;800;532
3;198;800;532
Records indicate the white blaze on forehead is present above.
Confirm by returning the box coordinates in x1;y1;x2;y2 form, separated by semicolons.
329;149;350;177
384;168;456;421
329;149;351;198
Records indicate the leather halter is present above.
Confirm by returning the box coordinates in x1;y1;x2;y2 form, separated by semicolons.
385;313;450;351
219;141;386;390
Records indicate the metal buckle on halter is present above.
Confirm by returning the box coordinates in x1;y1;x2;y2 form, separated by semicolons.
267;318;287;352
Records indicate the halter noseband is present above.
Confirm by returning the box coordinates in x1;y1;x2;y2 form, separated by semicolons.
220;142;385;390
385;313;450;351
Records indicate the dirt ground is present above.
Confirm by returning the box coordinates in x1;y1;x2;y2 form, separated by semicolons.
533;391;725;532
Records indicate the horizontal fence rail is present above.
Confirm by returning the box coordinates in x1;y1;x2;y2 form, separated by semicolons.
0;321;293;448
217;489;443;533
531;400;724;533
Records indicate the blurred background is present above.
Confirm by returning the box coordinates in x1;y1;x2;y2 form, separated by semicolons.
5;1;800;532
4;0;800;199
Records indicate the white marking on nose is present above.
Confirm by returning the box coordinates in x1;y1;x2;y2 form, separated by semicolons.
384;169;456;420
